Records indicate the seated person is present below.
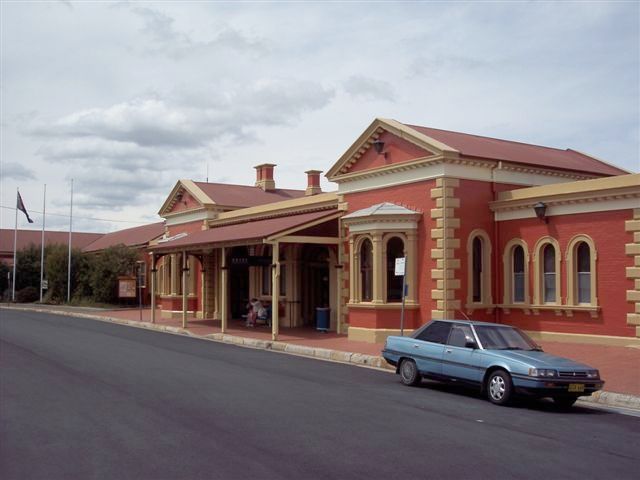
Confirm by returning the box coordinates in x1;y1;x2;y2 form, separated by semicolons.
246;298;266;327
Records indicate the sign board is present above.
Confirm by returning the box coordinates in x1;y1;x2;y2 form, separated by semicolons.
394;257;406;276
42;280;48;290
118;277;136;298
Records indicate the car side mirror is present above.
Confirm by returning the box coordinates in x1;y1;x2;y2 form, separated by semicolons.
465;340;478;349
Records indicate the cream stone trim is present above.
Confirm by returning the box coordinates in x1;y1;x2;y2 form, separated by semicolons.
494;197;640;221
502;238;530;306
626;209;640;337
466;229;493;310
532;237;561;305
491;173;640;211
565;234;598;307
524;330;640;348
164;208;220;226
347;326;416;344
326;117;458;180
346;302;420;310
158;179;216;216
430;178;461;320
209;192;339;226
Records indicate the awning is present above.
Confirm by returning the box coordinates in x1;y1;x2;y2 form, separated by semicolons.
154;209;340;252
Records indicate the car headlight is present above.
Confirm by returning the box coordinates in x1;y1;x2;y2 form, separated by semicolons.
586;370;599;379
529;368;558;377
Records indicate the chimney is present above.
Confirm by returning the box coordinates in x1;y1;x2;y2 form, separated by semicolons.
305;170;322;196
254;163;276;191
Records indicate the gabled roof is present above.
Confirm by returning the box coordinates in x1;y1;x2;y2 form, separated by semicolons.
326;118;629;180
0;229;104;256
83;222;165;252
158;179;306;216
407;124;629;176
193;182;305;208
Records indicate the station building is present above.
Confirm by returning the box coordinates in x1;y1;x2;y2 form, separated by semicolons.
149;118;640;344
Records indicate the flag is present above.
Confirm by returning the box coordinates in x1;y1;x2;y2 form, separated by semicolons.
17;191;34;223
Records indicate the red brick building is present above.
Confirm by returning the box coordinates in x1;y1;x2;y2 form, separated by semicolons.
148;118;639;345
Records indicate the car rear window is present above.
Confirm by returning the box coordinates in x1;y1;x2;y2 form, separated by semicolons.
415;321;451;344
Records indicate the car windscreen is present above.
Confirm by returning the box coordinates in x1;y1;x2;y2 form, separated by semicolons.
473;325;539;351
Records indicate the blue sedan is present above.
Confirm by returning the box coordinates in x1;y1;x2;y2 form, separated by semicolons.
382;319;604;408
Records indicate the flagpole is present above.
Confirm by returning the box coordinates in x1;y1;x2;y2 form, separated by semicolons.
40;184;46;303
11;188;18;302
67;179;73;303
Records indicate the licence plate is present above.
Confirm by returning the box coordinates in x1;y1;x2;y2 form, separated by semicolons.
568;383;585;393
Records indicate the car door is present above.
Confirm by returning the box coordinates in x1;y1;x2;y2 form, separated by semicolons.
412;321;451;377
441;324;482;383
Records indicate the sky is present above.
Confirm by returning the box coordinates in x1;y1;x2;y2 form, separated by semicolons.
1;0;639;235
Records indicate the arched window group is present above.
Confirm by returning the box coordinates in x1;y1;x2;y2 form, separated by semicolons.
501;235;597;307
350;232;417;306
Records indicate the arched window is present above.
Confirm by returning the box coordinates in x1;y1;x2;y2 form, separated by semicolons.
472;237;482;302
502;239;529;306
576;243;590;304
360;239;373;302
533;237;560;305
386;237;404;302
467;229;492;307
543;244;556;303
513;245;525;303
566;235;597;307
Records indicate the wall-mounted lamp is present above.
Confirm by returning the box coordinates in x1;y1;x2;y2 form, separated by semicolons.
372;139;385;155
533;202;548;223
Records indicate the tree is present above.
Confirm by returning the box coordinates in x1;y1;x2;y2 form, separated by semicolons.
15;243;42;291
86;245;139;303
45;245;84;303
0;262;9;297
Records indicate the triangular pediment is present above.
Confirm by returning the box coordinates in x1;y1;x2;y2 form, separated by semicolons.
158;179;215;217
325;118;459;181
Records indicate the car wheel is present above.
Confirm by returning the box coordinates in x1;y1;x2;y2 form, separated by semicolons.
553;396;578;409
486;370;513;405
399;359;421;386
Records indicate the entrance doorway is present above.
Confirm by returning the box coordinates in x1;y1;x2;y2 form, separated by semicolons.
229;246;249;319
300;245;330;327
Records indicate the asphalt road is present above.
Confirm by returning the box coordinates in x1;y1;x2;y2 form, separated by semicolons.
1;310;639;480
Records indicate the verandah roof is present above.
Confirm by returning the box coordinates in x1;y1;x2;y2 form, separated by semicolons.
154;209;339;252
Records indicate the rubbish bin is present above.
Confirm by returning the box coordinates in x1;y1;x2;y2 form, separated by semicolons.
316;307;330;332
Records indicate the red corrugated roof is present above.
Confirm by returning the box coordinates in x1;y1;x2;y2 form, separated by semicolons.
157;210;337;250
0;229;104;256
193;182;305;208
83;222;165;252
407;124;628;176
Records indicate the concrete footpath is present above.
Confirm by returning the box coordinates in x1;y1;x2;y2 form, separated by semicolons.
2;304;639;411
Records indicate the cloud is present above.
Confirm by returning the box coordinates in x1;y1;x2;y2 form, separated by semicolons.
2;162;36;180
24;79;335;212
343;75;396;101
133;6;266;60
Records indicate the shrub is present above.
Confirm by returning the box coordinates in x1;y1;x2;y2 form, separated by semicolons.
16;286;38;303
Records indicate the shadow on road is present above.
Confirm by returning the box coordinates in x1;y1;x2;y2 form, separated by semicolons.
410;379;610;415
